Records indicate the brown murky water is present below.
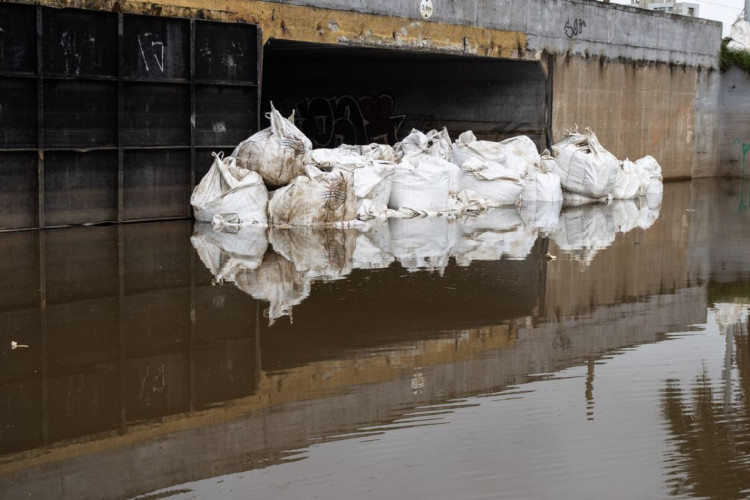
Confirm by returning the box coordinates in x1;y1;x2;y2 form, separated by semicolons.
1;180;750;500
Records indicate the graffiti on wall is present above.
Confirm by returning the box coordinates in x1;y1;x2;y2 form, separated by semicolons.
564;17;586;39
293;95;405;148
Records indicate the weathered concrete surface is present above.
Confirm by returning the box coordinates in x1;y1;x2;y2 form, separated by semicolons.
711;67;750;177
552;55;701;179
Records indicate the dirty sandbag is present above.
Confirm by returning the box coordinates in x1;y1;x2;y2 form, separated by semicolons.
234;252;312;326
353;220;395;269
451;130;508;167
269;226;356;281
394;128;453;161
268;165;357;226
634;155;663;195
191;222;268;284
389;156;461;213
389;217;460;273
562;191;609;207
336;143;398;162
553;127;619;198
518;200;562;235
610;159;647;200
459;157;525;206
728;11;750;51
497;135;541;178
552;204;616;266
231;103;313;188
191;152;268;226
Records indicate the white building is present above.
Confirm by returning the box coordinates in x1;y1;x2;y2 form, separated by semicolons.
629;0;700;17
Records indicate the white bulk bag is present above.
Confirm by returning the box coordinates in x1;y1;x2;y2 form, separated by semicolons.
553;128;619;198
190;152;268;227
395;128;453;160
268;165;356;226
389;156;461;213
336;143;397;162
611;159;645;200
311;148;369;170
498;135;541;177
231;104;313;187
459;157;525;206
452;130;508;167
635;155;664;195
519;165;563;203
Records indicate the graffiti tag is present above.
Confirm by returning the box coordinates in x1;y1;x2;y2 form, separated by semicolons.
293;95;405;148
137;33;165;72
564;17;586;39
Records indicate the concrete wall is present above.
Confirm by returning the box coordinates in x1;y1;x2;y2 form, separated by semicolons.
552;54;702;178
263;0;720;66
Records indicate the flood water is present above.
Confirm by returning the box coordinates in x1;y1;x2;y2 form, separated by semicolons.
1;179;750;500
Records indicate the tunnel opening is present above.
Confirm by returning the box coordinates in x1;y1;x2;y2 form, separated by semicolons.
261;39;550;151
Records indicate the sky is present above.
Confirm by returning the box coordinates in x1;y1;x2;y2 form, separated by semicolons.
611;0;746;36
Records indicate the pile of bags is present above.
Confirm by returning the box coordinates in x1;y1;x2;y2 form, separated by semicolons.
191;105;664;230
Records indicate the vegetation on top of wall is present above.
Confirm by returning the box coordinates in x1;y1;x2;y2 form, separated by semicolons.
720;37;750;74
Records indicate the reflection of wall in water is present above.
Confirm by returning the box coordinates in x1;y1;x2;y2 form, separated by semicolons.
0;222;260;455
544;182;697;318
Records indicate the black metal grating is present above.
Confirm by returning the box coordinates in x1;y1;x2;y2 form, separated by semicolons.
0;3;260;230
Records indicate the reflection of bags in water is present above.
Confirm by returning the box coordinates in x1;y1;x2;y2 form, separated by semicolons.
269;226;356;281
389;156;461;213
233;252;311;326
389;217;460;273
268;166;356;226
553;127;619;198
191;223;269;280
231;104;313;188
190;153;268;227
353;220;394;270
518;201;562;235
452;208;535;266
552;204;616;266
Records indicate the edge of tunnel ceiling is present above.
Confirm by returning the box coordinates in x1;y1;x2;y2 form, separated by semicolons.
20;0;531;61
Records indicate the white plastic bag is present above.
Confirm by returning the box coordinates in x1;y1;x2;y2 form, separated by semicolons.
190;152;268;227
553;127;619;198
268;165;356;226
389;156;461;213
231;104;313;187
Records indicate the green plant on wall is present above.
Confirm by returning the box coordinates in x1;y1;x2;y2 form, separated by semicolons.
720;37;750;73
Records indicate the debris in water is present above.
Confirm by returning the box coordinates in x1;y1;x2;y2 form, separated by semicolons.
11;341;29;350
